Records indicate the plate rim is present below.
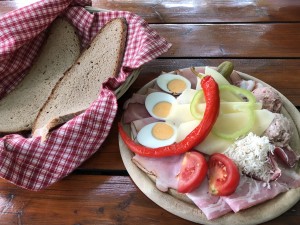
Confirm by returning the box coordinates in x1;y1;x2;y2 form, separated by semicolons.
118;67;300;225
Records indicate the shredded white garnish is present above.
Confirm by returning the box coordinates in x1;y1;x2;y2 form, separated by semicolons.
224;132;275;182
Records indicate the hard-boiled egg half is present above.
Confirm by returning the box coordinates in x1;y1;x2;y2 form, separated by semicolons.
137;92;179;148
145;92;177;120
156;73;191;95
140;90;202;148
137;122;178;148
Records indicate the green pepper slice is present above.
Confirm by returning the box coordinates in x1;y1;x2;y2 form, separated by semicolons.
212;85;256;140
190;84;257;140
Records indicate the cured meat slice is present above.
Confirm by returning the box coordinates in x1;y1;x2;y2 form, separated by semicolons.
274;146;299;167
186;178;232;220
133;154;232;220
123;103;151;124
132;154;183;192
221;175;289;213
276;164;300;188
132;153;300;219
130;117;159;138
123;93;147;109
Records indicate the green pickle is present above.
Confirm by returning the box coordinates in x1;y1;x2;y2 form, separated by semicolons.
217;61;234;79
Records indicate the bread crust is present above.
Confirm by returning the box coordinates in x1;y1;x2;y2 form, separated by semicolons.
0;18;81;134
32;18;128;140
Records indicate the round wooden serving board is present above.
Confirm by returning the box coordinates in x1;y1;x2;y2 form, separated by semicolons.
118;67;300;225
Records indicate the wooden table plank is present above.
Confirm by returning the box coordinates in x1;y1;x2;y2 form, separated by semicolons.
2;3;300;58
2;0;300;23
0;175;196;225
91;0;300;23
3;3;300;58
152;23;300;58
0;174;299;225
79;58;300;171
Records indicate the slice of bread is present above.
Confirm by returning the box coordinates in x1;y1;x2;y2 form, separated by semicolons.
0;18;81;134
32;18;128;139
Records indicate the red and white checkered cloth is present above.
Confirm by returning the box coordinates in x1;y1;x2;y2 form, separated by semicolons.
0;0;171;190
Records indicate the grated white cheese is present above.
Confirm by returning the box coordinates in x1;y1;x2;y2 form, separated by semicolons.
224;132;275;182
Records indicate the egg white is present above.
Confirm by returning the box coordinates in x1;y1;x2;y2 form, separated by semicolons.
156;73;191;94
145;92;176;120
136;122;178;148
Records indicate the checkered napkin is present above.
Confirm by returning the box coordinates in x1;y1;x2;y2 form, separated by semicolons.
0;0;171;190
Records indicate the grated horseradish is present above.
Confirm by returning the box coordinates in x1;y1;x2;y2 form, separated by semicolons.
224;132;275;182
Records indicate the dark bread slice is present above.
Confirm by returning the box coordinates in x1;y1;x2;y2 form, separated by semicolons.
32;18;127;140
0;18;81;134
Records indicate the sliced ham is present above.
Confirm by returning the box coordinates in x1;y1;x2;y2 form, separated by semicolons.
186;178;232;220
221;175;289;213
131;117;159;133
230;70;264;91
131;151;300;220
276;163;300;188
122;83;162;110
268;152;282;181
132;154;183;192
123;103;151;124
132;153;232;220
123;93;147;109
274;146;299;168
148;84;164;93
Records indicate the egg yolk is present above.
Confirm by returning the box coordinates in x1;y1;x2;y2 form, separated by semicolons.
152;123;174;140
167;79;186;94
152;101;172;118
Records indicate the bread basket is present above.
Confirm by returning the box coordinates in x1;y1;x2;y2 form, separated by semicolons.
0;1;171;191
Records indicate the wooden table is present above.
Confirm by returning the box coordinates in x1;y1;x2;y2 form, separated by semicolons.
1;1;300;224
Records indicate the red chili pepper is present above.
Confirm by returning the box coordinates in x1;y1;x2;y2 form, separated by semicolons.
118;75;220;157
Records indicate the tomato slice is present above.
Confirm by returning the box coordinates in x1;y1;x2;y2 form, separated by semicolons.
178;151;208;193
208;153;240;196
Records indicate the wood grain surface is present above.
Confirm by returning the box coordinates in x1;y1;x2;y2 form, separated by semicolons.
152;24;300;58
2;0;300;23
0;175;298;225
0;1;300;225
